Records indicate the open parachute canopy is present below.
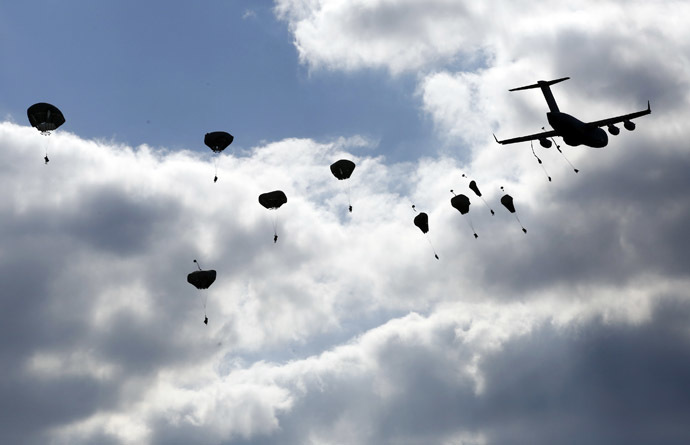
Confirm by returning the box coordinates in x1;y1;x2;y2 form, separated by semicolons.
469;180;482;197
451;194;471;215
187;260;216;325
330;159;356;212
500;193;527;233
500;194;516;213
187;269;217;289
413;212;429;234
330;159;356;180
204;131;234;153
259;191;288;243
411;205;439;259
259;190;288;209
27;103;65;133
466;178;494;215
450;192;478;239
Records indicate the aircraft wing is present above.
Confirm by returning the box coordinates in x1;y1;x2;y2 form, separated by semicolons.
493;129;558;145
586;101;651;128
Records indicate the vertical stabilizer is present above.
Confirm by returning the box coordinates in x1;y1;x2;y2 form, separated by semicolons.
509;77;569;113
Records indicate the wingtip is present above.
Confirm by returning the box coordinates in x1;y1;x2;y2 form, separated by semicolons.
647;100;651;112
493;133;500;144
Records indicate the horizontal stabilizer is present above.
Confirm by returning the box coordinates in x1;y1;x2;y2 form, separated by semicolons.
509;77;570;92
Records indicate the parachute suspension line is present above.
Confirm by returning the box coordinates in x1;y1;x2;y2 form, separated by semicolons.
213;155;219;183
556;145;579;173
347;182;352;212
43;133;51;164
192;259;208;322
466;213;479;239
425;234;439;260
542;127;578;173
531;140;552;182
481;197;495;215
514;213;527;234
198;292;208;317
272;211;279;243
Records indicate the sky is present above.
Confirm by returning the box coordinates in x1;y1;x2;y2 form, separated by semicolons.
1;1;690;444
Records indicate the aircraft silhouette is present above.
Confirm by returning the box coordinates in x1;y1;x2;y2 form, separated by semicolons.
494;77;651;148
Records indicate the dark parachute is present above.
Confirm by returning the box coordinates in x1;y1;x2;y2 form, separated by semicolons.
259;190;287;209
411;205;438;259
500;194;516;213
204;131;234;183
451;193;470;214
259;190;288;243
500;189;527;234
330;159;356;212
462;174;494;215
27;103;65;164
413;212;429;234
187;259;216;325
27;103;65;133
204;131;234;153
450;191;478;238
187;270;217;289
330;159;355;180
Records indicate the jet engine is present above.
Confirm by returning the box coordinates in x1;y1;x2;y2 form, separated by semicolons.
607;124;620;135
539;138;552;148
624;120;636;131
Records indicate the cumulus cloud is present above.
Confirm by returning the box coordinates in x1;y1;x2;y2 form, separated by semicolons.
3;103;690;443
275;0;487;73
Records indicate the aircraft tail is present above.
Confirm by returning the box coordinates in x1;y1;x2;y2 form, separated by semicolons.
509;77;569;113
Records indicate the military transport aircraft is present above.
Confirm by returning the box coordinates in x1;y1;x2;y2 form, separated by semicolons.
493;77;651;148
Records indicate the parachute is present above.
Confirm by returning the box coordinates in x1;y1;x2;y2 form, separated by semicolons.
187;259;216;325
204;131;234;153
27;103;65;133
530;141;552;182
500;188;527;233
450;191;478;239
541;127;579;174
500;194;516;213
462;174;494;215
259;190;288;243
412;205;438;259
413;212;429;234
259;190;287;209
204;131;234;183
27;103;65;163
330;159;355;180
330;159;356;212
451;193;470;214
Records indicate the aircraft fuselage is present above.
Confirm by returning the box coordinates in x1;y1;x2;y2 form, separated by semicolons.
547;111;608;148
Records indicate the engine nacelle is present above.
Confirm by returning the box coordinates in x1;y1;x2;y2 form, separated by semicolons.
624;120;636;131
607;124;620;135
539;138;552;148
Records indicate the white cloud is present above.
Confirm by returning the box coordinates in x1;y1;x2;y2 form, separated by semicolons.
275;0;487;74
3;115;690;443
